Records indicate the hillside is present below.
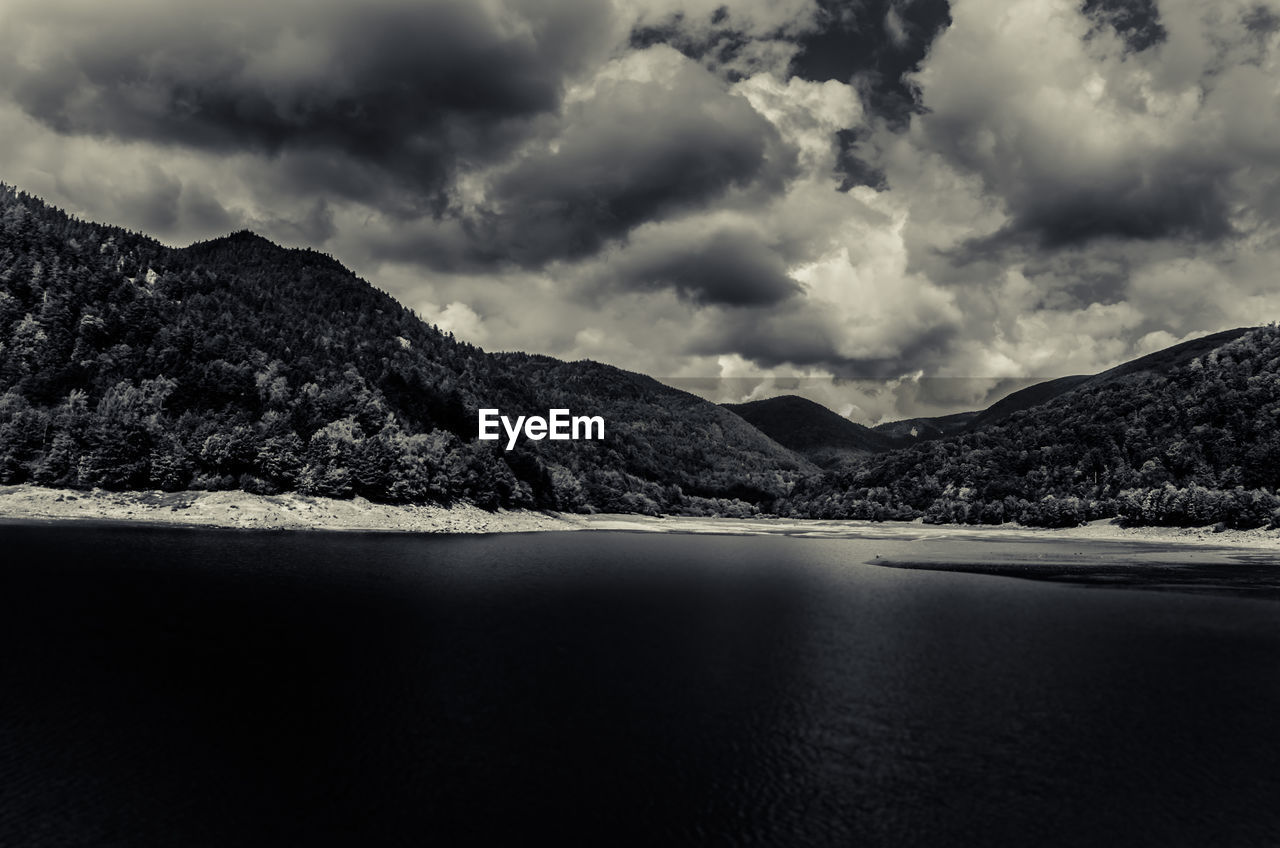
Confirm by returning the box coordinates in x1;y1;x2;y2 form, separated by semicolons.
872;411;977;446
871;328;1254;443
0;185;811;516
723;395;894;467
740;330;1254;464
961;328;1254;433
779;325;1280;528
959;375;1090;433
5;183;1276;530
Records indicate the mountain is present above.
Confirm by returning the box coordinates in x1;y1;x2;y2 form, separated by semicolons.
722;395;894;467
871;411;978;446
872;328;1254;443
4;183;1275;530
949;376;1091;434
962;328;1254;432
779;324;1280;528
735;331;1253;463
0;184;812;516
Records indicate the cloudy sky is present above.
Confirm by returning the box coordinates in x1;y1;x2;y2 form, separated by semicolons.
2;0;1278;423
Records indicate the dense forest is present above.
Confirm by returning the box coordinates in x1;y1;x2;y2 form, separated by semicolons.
3;184;1280;529
0;185;808;516
724;394;893;468
863;327;1250;446
776;325;1280;529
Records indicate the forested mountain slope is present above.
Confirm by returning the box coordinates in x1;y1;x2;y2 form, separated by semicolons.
962;328;1253;433
723;394;894;467
0;185;810;515
870;411;977;446
779;325;1280;528
869;328;1253;446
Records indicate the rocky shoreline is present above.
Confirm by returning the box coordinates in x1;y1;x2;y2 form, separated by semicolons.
3;484;1280;550
0;484;583;534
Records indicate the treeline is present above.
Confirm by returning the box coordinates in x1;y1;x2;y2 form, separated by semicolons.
796;485;1280;530
0;185;804;514
778;325;1280;529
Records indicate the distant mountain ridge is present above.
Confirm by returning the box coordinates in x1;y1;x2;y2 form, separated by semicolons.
722;395;893;468
871;411;977;446
736;327;1257;463
869;328;1254;444
778;324;1280;528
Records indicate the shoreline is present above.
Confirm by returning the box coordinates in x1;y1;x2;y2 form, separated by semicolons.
0;484;583;535
3;484;1280;549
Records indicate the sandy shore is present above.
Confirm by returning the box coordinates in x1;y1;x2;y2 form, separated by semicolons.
3;484;1280;549
0;484;583;534
579;512;1280;550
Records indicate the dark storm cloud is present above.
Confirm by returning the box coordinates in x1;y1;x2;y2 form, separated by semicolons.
630;10;749;68
948;165;1237;258
787;0;950;193
628;6;790;82
1016;252;1132;311
613;228;800;306
0;1;809;269
470;58;798;267
114;167;183;235
181;186;238;235
0;0;614;213
1241;5;1280;58
621;0;950;200
1081;0;1166;53
1013;175;1233;245
687;300;957;377
688;308;845;367
1011;173;1235;247
913;0;1254;260
253;199;338;247
834;128;888;191
824;322;958;380
1244;5;1280;35
108;165;236;236
791;0;952;126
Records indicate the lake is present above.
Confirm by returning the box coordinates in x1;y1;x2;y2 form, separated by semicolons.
1;523;1279;846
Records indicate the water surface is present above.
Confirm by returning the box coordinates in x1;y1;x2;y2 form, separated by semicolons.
1;524;1278;846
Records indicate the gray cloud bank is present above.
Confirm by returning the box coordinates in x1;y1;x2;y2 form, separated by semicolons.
2;0;1279;424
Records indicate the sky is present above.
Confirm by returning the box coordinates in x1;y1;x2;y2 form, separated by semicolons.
2;0;1278;424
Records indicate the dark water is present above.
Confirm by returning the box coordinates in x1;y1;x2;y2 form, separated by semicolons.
2;525;1280;847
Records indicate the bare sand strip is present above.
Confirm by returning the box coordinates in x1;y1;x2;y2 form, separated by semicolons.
0;484;582;534
3;484;1280;550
